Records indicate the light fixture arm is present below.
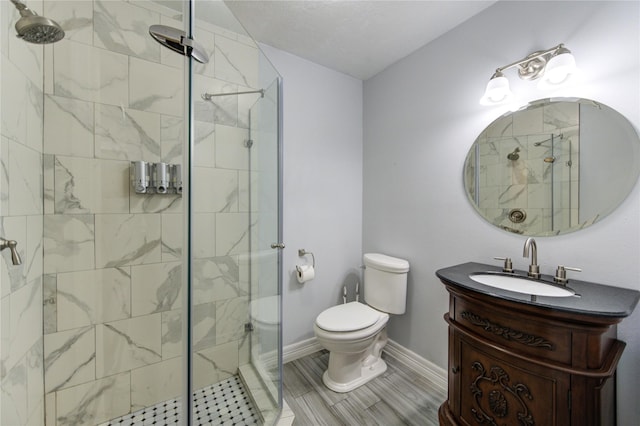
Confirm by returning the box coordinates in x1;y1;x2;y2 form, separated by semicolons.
495;43;566;81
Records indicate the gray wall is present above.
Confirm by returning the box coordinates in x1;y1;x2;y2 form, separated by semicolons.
363;1;639;423
259;45;364;346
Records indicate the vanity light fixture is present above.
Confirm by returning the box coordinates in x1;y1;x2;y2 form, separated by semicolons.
480;43;577;105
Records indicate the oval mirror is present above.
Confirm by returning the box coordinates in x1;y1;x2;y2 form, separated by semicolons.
464;98;640;236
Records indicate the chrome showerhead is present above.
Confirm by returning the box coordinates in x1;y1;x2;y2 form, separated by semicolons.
10;0;65;44
507;147;520;161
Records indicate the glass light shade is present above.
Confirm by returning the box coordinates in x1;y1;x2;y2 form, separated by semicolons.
540;51;576;86
480;75;512;105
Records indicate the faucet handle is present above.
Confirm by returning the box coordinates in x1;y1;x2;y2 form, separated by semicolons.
494;257;514;273
554;265;581;285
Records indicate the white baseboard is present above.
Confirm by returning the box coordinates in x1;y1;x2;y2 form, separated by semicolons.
282;337;322;364
383;339;447;392
282;336;447;394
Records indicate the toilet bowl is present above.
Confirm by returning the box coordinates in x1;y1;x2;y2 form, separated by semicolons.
314;301;390;392
313;253;410;393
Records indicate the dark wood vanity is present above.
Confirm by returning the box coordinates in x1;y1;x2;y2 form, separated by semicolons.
436;262;639;426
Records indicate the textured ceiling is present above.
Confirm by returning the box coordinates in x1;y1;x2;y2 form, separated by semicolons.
224;0;497;80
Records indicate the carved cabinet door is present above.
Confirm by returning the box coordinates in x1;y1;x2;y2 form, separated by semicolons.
455;333;571;426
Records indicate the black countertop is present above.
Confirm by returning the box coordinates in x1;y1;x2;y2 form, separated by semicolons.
436;262;640;318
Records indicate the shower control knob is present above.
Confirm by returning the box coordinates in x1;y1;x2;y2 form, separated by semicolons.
271;243;285;249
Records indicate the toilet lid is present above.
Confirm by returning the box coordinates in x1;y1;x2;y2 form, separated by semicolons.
316;302;382;332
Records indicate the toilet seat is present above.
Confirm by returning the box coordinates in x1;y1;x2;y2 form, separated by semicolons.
316;302;383;332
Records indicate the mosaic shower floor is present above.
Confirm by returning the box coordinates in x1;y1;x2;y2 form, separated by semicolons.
104;376;260;426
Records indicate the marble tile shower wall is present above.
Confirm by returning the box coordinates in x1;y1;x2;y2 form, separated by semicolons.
474;102;580;235
1;1;46;425
36;1;260;425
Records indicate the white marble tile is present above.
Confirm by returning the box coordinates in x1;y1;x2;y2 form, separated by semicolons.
131;261;182;316
25;215;43;286
513;103;544;136
8;140;42;216
193;75;238;125
44;95;94;158
26;338;44;425
237;85;265;129
193;167;238;213
95;314;162;378
215;124;249;170
1;355;28;425
7;21;44;92
44;326;95;393
215;296;248;345
214;35;259;88
1;58;25;145
45;391;56;426
192;257;240;305
161;309;181;359
130;191;183;214
193;341;238;390
1;0;10;55
161;116;184;165
54;156;130;214
56;268;131;331
544;101;578;132
215;213;250;256
238;170;259;213
95;214;161;268
192;301;216;352
132;0;183;21
1;136;9;217
161;213;182;262
194;120;215;167
53;39;129;106
44;0;94;45
129;57;184;117
43;215;95;274
484;115;512;138
25;80;44;154
93;0;161;62
130;356;182;411
55;372;130;426
192;213;216;259
43;155;55;214
43;274;57;335
95;103;161;162
5;279;42;379
192;29;216;78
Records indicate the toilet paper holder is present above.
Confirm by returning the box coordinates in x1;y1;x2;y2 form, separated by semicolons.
298;248;315;267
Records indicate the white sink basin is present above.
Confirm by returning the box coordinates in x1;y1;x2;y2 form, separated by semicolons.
469;273;575;297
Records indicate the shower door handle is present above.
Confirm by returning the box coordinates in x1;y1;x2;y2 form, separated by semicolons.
271;243;285;249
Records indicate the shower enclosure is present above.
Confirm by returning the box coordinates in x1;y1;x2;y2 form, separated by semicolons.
0;0;282;424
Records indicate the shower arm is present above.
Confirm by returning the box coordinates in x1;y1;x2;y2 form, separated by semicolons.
10;0;34;16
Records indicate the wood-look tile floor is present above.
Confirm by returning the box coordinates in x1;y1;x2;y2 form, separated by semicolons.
283;351;446;425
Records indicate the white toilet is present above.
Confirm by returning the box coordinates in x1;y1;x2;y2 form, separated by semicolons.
313;253;410;393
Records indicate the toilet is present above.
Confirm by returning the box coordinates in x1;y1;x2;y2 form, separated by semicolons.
313;253;410;393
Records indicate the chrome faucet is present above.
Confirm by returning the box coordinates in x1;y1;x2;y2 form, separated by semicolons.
523;237;540;279
0;238;22;265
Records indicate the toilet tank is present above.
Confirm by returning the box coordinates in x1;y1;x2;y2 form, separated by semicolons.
363;253;410;314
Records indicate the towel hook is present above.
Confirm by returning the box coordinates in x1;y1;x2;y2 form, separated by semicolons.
298;249;315;267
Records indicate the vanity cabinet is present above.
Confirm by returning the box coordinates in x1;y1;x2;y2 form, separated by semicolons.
436;263;638;426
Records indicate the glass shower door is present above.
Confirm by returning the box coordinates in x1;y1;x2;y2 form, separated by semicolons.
188;2;282;424
246;78;282;423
